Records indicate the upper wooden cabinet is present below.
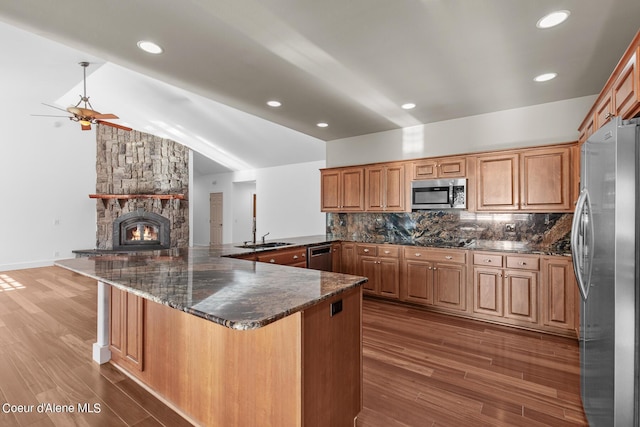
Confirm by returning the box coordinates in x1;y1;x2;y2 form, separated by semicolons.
476;144;574;212
520;146;572;211
578;31;640;142
476;152;520;211
412;156;466;180
320;167;364;212
364;162;407;212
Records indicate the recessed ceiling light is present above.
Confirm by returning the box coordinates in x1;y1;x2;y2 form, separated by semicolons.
536;10;570;29
316;122;329;128
533;72;558;82
401;103;416;110
137;40;163;54
267;100;282;107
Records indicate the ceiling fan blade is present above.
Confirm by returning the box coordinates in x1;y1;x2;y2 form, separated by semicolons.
42;102;68;112
97;120;132;132
93;113;119;120
31;114;70;118
81;123;92;131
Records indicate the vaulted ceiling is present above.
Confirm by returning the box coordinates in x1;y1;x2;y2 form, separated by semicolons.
1;1;639;173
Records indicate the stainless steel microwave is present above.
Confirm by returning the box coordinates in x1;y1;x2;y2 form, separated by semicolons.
411;178;467;210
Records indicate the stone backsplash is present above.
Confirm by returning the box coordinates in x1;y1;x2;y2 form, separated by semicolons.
327;211;572;251
95;125;189;250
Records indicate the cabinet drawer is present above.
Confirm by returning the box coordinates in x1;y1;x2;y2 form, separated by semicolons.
377;245;399;258
473;253;503;267
357;244;378;256
257;248;306;265
506;255;539;271
404;247;466;264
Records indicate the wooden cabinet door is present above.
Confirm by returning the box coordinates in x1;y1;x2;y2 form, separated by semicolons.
613;50;639;119
594;89;614;131
383;163;405;211
360;256;378;294
341;168;365;211
541;257;577;332
413;159;438;179
504;270;537;324
433;263;466;311
364;166;384;211
476;153;519;211
320;169;341;211
378;257;400;298
473;267;503;317
520;146;571;211
331;243;342;273
404;260;434;305
110;287;144;371
340;242;357;275
438;157;466;178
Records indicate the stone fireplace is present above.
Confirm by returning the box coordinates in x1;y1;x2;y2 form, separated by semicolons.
94;125;189;251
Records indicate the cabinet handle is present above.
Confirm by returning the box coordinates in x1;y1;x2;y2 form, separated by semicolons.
383;250;390;254
364;249;370;253
518;261;526;266
269;259;275;263
445;255;453;260
484;259;492;263
428;266;432;270
415;253;421;257
433;267;437;270
605;112;613;119
293;255;298;259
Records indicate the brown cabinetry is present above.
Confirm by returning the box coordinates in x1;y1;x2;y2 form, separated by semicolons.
110;286;144;371
357;244;400;298
257;246;307;268
339;242;358;275
320;167;364;212
578;31;640;142
401;247;467;312
412;156;466;179
541;256;578;334
476;144;574;212
364;162;407;212
473;253;538;326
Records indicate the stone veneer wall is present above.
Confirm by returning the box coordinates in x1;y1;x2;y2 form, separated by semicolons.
327;211;572;252
95;125;189;250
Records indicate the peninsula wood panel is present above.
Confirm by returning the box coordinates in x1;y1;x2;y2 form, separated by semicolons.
114;287;362;427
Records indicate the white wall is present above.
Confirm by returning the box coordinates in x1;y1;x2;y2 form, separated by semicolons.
193;160;326;245
326;95;597;167
0;25;98;271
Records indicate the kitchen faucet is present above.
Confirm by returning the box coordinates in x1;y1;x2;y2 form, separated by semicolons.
261;232;270;244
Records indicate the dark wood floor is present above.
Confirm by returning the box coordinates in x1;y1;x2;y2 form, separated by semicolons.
0;267;587;426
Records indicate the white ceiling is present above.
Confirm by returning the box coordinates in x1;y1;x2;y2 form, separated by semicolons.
1;1;639;173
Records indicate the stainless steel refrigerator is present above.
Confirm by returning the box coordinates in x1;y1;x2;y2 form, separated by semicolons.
571;116;639;426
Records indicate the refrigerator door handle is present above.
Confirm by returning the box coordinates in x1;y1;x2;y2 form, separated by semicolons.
571;189;593;300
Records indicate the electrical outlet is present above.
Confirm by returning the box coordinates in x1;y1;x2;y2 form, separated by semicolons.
54;251;60;257
505;223;515;232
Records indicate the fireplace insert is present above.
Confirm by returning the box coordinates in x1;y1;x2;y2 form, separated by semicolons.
112;209;170;251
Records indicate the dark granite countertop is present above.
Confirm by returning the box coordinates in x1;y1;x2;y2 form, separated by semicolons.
56;244;367;331
57;234;569;331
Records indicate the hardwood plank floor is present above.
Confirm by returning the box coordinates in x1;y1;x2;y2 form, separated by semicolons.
0;267;587;426
357;299;587;427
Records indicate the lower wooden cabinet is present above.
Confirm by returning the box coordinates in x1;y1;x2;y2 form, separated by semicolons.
110;286;144;371
401;247;467;312
257;246;307;268
339;242;357;275
357;244;400;298
541;256;578;334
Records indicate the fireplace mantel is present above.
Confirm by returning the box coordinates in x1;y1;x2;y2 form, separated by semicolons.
90;193;186;208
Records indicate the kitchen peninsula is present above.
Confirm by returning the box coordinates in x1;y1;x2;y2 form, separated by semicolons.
55;242;367;427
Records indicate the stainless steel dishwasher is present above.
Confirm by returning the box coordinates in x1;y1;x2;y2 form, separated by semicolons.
306;243;332;271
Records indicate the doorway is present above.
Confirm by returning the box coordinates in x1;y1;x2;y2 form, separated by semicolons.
209;192;223;245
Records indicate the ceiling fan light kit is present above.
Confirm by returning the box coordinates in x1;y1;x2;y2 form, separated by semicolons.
34;61;131;132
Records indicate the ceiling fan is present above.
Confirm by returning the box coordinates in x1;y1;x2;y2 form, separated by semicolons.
34;61;132;131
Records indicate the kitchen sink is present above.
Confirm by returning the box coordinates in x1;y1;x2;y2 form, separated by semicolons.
235;242;292;249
